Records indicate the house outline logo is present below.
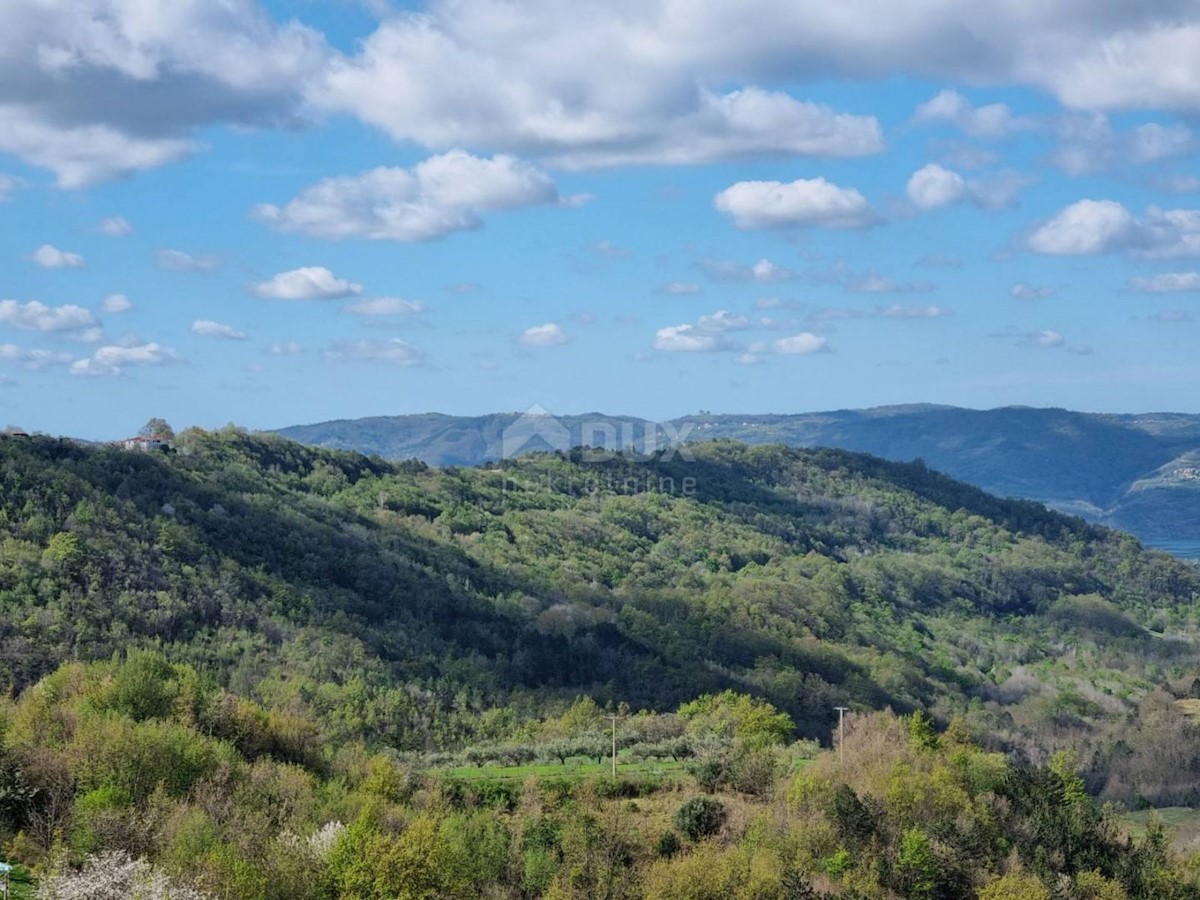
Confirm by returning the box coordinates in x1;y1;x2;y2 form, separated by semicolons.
501;404;571;459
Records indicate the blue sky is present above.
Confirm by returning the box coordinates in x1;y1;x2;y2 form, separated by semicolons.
3;1;1200;439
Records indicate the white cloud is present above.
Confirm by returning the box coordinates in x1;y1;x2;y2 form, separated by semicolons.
0;0;328;187
253;150;561;242
591;240;629;259
907;164;1033;212
912;89;1032;138
101;293;134;313
342;297;424;316
1027;199;1141;255
1050;114;1196;176
906;164;966;210
1029;329;1065;348
1028;200;1200;258
696;310;751;331
269;341;304;355
1130;272;1200;292
324;338;423;366
156;249;219;272
713;177;876;229
191;319;246;340
846;269;935;294
1011;283;1055;299
96;216;133;236
878;305;953;318
30;244;85;269
658;281;703;296
654;324;730;352
0;299;97;334
702;257;795;284
773;332;829;355
253;267;363;300
0;343;73;368
519;323;569;347
70;341;175;377
0;175;15;201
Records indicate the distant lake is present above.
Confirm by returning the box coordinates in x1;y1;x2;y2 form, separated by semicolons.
1144;539;1200;561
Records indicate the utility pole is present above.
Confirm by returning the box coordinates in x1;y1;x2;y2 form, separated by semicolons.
607;715;622;777
834;707;850;766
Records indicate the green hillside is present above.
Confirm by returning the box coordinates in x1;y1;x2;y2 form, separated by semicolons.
276;405;1200;541
2;429;1199;755
6;430;1200;896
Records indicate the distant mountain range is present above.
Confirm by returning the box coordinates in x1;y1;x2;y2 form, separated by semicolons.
276;405;1200;541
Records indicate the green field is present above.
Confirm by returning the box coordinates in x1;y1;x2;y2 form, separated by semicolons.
1123;807;1200;838
441;756;811;781
443;758;691;781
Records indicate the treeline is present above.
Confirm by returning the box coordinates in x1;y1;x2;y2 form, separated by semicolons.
6;655;1200;899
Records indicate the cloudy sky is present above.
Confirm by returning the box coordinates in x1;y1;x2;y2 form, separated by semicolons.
4;0;1200;438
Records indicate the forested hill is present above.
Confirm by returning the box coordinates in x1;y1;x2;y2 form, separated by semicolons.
276;405;1200;541
1;428;1198;754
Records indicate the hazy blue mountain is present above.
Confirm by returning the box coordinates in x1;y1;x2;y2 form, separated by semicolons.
276;405;1200;541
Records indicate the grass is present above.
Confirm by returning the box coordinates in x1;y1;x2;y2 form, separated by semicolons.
440;755;812;782
1175;699;1200;723
444;758;691;781
1123;807;1200;838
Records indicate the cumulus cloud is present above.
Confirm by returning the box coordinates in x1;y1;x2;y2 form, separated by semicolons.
657;281;703;296
911;90;1033;138
0;299;98;335
342;297;424;316
845;269;935;294
1027;199;1142;255
324;338;423;366
1027;329;1065;348
1130;272;1200;292
906;164;966;210
653;324;732;352
772;332;829;355
30;244;85;269
253;267;363;300
907;164;1033;212
0;343;73;368
269;341;304;355
156;249;219;272
1011;283;1056;299
96;216;133;236
253;151;561;242
702;257;795;284
1028;200;1200;258
191;320;246;340
101;293;134;313
0;0;328;187
70;341;175;377
878;304;953;318
519;323;569;347
1050;114;1196;176
713;177;876;229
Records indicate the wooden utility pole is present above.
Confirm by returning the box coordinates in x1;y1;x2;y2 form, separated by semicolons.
607;715;621;777
834;706;849;766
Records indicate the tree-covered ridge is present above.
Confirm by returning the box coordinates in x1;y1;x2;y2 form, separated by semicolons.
2;428;1199;784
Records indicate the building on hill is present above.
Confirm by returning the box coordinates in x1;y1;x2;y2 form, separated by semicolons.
116;436;169;452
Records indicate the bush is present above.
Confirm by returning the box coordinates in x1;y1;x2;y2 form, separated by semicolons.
674;796;727;842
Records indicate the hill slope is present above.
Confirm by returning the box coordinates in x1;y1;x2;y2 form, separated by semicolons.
276;405;1200;540
2;429;1198;755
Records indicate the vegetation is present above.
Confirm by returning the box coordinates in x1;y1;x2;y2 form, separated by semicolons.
276;405;1200;540
3;428;1200;893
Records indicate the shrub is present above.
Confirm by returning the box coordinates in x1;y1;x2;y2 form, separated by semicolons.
674;796;726;842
